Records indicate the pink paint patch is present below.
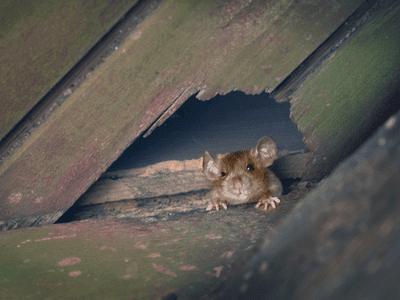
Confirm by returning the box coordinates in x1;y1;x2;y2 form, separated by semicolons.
261;64;272;74
8;192;22;204
152;263;177;277
57;257;82;266
179;265;197;271
221;251;234;258
35;234;76;242
100;246;116;252
204;233;222;240
148;253;161;258
124;274;132;278
131;29;142;41
34;196;44;204
69;270;82;277
135;241;147;249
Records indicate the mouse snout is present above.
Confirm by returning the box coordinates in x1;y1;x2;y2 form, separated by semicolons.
231;175;243;191
234;180;243;191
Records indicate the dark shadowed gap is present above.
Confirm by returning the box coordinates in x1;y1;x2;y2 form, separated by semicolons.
107;91;306;172
55;93;305;224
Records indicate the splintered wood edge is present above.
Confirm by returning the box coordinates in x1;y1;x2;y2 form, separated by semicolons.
77;151;311;206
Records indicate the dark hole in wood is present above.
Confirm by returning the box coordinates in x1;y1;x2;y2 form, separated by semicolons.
56;91;306;224
108;91;306;171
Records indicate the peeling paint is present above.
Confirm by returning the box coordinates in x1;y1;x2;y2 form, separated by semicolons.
69;270;82;277
180;265;197;271
153;263;177;277
57;257;82;266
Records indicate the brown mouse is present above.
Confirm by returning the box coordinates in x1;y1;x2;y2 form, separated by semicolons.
202;136;282;211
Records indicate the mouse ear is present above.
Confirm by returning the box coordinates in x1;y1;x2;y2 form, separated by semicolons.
203;151;221;180
250;137;278;167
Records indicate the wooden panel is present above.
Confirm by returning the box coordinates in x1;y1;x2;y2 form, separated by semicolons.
0;0;137;140
0;209;295;299
288;0;400;180
1;2;400;298
78;158;209;206
0;0;363;229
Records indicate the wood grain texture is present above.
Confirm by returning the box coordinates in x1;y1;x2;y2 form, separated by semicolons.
290;0;400;180
0;0;137;140
0;0;361;229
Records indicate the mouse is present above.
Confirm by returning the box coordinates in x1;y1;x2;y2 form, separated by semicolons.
202;136;282;211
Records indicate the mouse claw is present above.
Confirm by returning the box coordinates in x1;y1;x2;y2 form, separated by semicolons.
255;196;281;211
206;201;228;211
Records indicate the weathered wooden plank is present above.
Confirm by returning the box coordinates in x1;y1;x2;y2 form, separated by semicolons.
271;0;383;102
0;0;138;140
0;0;363;229
77;158;209;206
58;185;312;224
288;0;400;181
1;1;399;298
0;192;311;299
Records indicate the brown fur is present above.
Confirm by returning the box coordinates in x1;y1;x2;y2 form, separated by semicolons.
203;137;282;211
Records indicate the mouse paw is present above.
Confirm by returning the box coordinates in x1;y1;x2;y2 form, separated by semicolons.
255;196;281;211
206;200;228;211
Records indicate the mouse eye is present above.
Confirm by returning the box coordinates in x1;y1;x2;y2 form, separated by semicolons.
221;171;226;177
246;164;254;172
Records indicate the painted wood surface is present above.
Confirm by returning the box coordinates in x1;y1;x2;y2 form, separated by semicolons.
0;0;137;140
1;2;400;298
290;0;400;180
0;194;308;299
0;0;362;229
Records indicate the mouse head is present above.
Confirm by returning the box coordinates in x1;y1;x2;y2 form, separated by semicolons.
202;137;278;181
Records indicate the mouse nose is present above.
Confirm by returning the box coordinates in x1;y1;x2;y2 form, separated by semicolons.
235;180;243;191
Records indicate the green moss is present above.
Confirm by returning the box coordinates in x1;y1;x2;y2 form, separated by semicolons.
292;3;400;146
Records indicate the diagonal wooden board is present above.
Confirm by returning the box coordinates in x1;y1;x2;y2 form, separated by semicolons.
0;0;140;141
